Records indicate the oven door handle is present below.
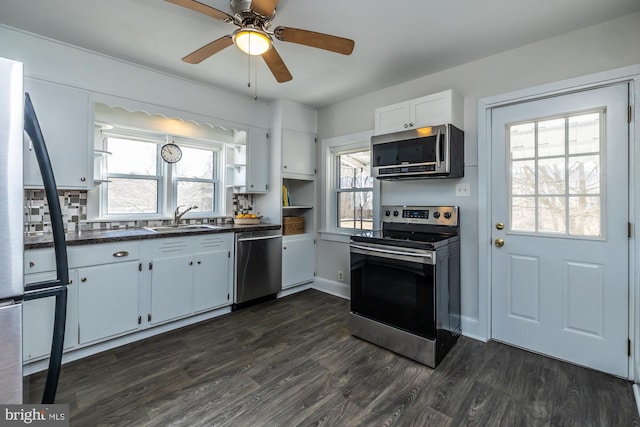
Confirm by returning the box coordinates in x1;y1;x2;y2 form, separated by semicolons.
350;243;434;264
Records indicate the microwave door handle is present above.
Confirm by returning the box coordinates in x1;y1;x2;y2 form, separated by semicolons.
435;129;442;167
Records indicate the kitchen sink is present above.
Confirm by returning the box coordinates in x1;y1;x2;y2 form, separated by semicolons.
144;224;223;233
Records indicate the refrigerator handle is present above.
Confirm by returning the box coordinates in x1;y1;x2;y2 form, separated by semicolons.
24;93;69;405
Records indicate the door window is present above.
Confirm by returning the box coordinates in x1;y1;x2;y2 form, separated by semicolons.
508;110;603;238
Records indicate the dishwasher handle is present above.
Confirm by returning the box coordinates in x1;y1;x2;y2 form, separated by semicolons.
237;234;282;242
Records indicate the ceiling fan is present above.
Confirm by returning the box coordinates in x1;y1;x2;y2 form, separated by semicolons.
166;0;355;83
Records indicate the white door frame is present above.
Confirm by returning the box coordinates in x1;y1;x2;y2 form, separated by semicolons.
478;64;640;380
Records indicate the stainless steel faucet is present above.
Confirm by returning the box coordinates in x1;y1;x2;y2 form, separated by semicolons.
174;205;198;226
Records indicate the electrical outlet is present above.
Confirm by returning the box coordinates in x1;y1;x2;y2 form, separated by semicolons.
455;183;471;197
338;270;344;282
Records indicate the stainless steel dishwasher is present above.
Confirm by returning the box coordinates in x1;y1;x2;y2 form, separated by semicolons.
234;229;282;309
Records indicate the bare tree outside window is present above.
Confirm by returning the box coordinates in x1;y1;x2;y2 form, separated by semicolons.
105;137;160;214
175;145;218;212
337;150;373;230
509;111;602;237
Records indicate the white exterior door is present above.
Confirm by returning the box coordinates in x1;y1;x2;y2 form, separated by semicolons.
490;83;629;377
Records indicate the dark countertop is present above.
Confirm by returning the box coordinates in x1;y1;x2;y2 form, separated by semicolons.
25;223;282;250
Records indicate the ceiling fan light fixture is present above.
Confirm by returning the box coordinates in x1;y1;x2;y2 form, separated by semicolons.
233;27;272;56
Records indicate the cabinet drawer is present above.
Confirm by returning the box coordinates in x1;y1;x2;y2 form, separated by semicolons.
24;249;56;274
68;242;140;267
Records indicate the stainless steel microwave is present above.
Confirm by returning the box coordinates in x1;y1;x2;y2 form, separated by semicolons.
371;124;464;179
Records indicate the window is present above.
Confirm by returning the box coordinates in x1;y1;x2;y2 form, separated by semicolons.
173;143;219;212
336;149;374;230
509;110;603;237
99;129;222;219
103;134;162;215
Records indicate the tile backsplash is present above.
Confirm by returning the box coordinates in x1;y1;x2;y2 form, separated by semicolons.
24;189;88;233
24;189;233;234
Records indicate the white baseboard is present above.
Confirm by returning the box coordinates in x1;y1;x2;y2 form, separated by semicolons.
634;384;640;417
312;277;350;300
278;282;312;298
461;315;488;342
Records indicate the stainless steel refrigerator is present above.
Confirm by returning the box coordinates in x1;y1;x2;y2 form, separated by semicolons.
0;57;69;404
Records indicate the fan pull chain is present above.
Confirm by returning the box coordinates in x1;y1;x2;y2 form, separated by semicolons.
247;44;251;88
254;55;258;100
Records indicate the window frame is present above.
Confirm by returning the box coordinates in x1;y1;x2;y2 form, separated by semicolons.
98;128;224;220
506;108;606;240
335;148;374;231
99;130;165;219
320;130;379;240
170;138;222;217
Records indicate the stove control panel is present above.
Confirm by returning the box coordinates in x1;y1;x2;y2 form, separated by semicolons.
382;205;458;226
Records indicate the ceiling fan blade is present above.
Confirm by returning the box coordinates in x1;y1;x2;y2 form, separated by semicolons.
274;27;355;55
165;0;234;22
182;36;234;64
262;47;292;83
251;0;279;18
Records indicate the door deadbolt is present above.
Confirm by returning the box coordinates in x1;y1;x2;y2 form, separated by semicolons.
494;238;505;248
495;222;504;230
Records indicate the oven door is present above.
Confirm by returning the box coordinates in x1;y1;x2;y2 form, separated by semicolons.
350;243;435;339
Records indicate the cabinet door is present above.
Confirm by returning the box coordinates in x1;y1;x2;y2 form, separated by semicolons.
246;126;269;192
193;250;230;312
23;272;77;361
410;92;453;128
282;237;315;288
374;102;410;135
77;261;140;344
150;255;194;324
24;78;91;189
282;128;316;176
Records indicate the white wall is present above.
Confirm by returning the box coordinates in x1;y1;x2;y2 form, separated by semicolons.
315;12;640;339
0;25;270;129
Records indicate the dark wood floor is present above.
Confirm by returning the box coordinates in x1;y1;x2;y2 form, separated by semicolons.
26;289;640;426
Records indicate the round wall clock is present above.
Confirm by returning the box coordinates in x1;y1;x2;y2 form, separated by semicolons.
161;143;182;163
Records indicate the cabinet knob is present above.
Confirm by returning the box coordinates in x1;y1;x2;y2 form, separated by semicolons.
189;261;193;266
81;277;87;282
409;122;414;127
68;279;73;285
29;261;35;268
283;246;287;250
80;177;86;182
250;184;254;188
283;165;287;169
197;260;201;265
403;123;409;128
113;251;129;258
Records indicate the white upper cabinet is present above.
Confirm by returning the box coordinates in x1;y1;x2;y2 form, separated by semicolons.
24;78;92;189
282;128;316;177
246;126;269;192
374;89;464;135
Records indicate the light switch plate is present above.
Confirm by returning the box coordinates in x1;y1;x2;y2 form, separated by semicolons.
455;183;470;197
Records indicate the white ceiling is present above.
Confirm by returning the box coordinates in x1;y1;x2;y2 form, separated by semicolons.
1;0;639;109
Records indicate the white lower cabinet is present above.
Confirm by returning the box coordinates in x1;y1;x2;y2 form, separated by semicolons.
144;234;233;326
76;261;141;344
23;233;234;365
193;249;231;313
149;253;194;324
282;236;315;289
23;271;77;362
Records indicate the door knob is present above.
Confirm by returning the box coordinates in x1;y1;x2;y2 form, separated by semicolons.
494;238;505;248
495;222;504;230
